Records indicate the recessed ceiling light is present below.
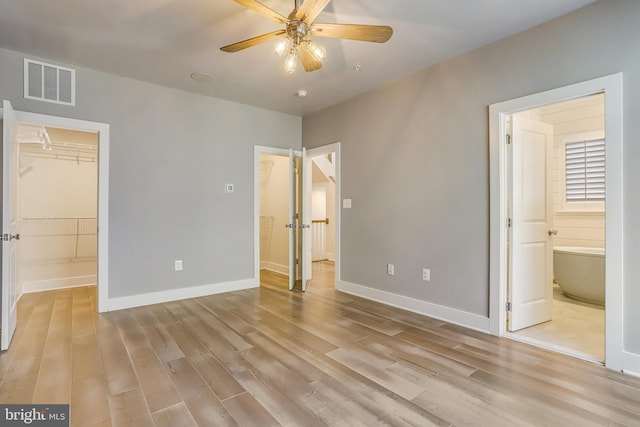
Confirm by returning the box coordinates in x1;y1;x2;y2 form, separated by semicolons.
296;89;308;98
190;72;215;83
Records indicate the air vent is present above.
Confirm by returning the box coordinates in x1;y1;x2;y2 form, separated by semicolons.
24;59;75;106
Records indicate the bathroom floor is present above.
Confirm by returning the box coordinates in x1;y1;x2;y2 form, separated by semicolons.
515;286;605;361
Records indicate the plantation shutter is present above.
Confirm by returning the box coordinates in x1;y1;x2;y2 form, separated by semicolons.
565;139;605;203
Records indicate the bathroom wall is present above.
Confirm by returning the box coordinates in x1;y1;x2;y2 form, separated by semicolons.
540;94;606;249
259;153;290;274
18;127;98;292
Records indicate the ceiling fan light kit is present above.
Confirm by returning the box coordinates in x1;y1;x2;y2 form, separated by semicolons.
221;0;393;73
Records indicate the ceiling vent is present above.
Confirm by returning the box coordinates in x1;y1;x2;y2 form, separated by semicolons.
24;58;75;106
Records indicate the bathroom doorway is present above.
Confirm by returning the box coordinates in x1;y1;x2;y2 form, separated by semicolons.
489;74;623;370
507;94;606;362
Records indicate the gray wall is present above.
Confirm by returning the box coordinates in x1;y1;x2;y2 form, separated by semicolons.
0;47;301;299
302;0;640;354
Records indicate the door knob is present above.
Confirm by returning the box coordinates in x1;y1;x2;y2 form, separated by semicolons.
548;228;558;236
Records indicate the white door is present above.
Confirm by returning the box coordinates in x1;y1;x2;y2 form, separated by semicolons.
301;148;311;291
288;149;296;290
2;100;19;350
286;149;311;291
508;115;554;332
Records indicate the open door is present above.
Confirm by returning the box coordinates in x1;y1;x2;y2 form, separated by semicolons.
286;149;311;292
301;148;311;291
288;149;296;290
2;100;19;350
508;115;554;332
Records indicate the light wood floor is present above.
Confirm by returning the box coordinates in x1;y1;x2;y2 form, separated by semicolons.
1;261;640;426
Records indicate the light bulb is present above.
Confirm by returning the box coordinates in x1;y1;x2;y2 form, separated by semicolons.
306;40;326;62
284;47;298;73
275;38;289;56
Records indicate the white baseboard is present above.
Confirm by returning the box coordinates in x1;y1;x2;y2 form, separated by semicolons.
622;351;640;377
21;275;97;293
336;280;490;333
104;278;258;312
261;261;289;276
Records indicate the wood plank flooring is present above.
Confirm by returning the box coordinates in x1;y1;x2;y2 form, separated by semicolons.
1;261;640;426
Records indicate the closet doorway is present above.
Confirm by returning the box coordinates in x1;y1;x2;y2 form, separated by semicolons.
2;105;109;350
17;124;98;295
254;143;341;292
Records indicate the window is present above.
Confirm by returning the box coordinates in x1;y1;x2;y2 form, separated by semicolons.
565;138;605;204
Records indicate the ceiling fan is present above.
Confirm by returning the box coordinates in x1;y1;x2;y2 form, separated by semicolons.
220;0;393;73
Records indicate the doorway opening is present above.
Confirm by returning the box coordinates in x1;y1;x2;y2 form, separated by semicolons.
489;74;623;370
507;94;605;362
309;150;337;289
17;124;98;295
258;150;293;290
2;104;109;350
254;144;340;293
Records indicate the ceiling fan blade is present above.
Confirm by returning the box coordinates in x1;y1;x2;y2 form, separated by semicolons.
233;0;288;24
220;30;286;52
294;0;331;24
311;23;393;43
298;44;323;72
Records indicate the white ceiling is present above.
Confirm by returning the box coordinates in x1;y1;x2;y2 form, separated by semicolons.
0;0;597;116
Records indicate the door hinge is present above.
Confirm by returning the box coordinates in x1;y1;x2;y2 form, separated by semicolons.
506;302;512;312
506;134;512;144
506;218;512;228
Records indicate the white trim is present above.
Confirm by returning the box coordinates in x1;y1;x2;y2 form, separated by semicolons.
260;262;289;276
14;110;110;313
337;280;490;333
306;143;341;286
105;278;257;312
21;275;96;293
489;73;624;371
622;352;640;378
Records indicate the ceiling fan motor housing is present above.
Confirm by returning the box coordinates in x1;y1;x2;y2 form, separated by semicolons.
286;20;309;44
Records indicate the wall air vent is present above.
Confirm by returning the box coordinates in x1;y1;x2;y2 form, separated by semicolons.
24;59;76;106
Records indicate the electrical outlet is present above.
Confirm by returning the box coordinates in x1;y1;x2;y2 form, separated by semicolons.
174;260;183;271
422;268;431;281
387;263;394;276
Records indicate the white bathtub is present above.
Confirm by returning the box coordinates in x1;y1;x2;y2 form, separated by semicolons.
553;246;605;306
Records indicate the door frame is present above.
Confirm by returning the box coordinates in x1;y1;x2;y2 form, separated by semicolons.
10;109;110;313
488;74;623;370
254;146;296;282
305;143;341;288
253;143;341;288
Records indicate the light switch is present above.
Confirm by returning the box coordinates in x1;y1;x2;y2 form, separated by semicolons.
343;198;352;209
